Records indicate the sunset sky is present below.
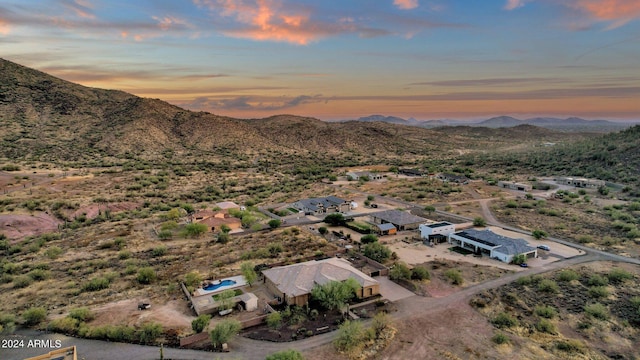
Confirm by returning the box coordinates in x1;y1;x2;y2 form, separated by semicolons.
1;0;639;120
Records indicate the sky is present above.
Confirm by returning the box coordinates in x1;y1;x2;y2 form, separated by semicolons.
1;0;640;121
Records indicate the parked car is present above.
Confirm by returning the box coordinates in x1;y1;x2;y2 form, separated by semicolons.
537;245;550;251
370;203;378;208
520;263;528;268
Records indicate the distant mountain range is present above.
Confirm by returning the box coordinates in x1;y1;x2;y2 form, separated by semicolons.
337;114;637;132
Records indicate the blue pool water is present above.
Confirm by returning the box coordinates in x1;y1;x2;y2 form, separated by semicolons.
203;279;237;291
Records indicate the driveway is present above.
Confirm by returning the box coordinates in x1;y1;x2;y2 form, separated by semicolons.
377;276;416;302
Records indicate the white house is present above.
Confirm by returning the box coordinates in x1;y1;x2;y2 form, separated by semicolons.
346;171;383;181
448;229;537;263
419;222;456;244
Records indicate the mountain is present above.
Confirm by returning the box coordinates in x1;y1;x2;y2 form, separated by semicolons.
0;59;449;162
354;114;418;125
476;116;523;128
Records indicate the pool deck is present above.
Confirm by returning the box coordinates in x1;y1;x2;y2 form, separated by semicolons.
193;275;247;297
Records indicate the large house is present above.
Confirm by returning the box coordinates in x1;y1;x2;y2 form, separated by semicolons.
370;209;427;231
292;196;351;216
419;222;456;244
449;229;537;263
193;210;242;232
262;258;380;307
555;177;605;188
498;181;533;192
346;171;383;181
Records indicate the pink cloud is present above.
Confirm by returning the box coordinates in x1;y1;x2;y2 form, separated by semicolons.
195;0;353;45
59;0;96;19
571;0;640;28
504;0;527;10
394;0;419;10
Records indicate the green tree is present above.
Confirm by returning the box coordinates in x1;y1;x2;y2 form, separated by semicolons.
266;311;282;330
22;307;47;326
411;266;430;280
311;278;361;311
318;227;328;235
209;319;241;349
333;320;364;352
220;224;231;233
137;267;157;284
217;231;230;244
360;234;378;244
184;271;203;288
266;349;305;360
137;322;163;344
191;314;211;333
532;229;548;240
241;262;257;286
444;269;463;285
511;254;527;265
363;242;391;263
389;262;411;281
183;223;207;237
324;213;345;226
268;219;282;229
216;289;236;311
424;205;436;214
473;217;486;227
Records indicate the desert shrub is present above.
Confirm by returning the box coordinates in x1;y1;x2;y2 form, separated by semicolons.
137;267;156;284
184;271;202;287
209;319;241;348
584;303;609;320
556;339;585;354
48;317;79;334
82;277;110;292
334;320;364;352
537;279;559;293
577;235;592;243
13;275;33;288
557;269;579;282
492;332;510;344
411;266;430;280
182;223;207;237
389;262;411;281
360;234;378;244
266;349;305;360
158;230;173;240
268;219;282;228
607;268;633;284
371;312;391;336
535;319;557;334
516;275;533;286
588;286;609;299
160;221;178;230
444;269;463;285
535;305;557;319
191;314;211;333
511;254;527;265
22;307;47;326
266;312;282;330
152;246;167;257
45;246;63;259
491;312;517;329
28;269;50;281
69;308;94;322
118;250;132;260
587;274;608;286
107;325;136;342
137;322;163;344
0;314;16;334
473;217;486;227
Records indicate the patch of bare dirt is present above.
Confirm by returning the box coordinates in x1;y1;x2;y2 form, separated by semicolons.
69;201;141;220
0;212;61;241
90;298;193;333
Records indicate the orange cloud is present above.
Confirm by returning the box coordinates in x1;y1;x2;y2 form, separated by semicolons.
394;0;419;10
195;0;352;45
573;0;640;25
60;0;96;19
0;19;10;35
504;0;527;10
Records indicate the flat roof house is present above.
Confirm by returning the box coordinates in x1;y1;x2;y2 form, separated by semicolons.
370;210;427;231
449;229;537;263
292;196;351;216
371;222;397;235
262;258;379;307
346;171;383;181
197;212;242;232
555;177;605;188
498;181;533;192
419;222;455;243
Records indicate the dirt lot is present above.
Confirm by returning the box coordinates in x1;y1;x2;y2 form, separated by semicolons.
0;212;61;241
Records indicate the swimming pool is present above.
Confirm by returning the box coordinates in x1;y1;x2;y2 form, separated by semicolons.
203;279;236;291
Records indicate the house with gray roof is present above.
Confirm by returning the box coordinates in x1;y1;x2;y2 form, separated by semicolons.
346;171;383;181
292;196;351;215
262;257;379;307
370;210;427;231
449;229;537;263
